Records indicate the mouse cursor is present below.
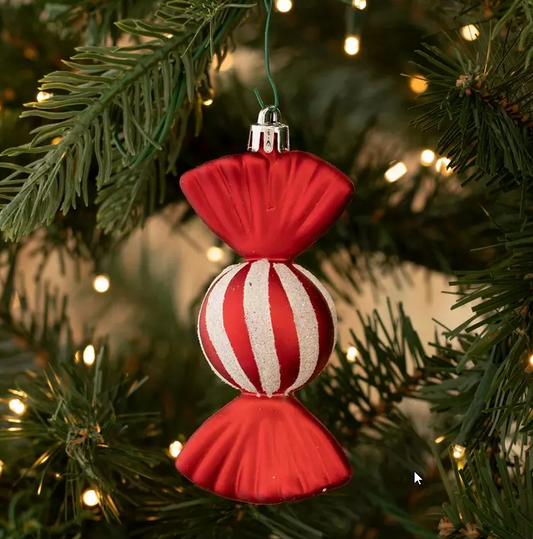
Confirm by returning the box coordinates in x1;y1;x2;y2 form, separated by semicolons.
414;472;422;485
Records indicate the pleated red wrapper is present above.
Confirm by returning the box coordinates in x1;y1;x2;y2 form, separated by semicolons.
177;147;354;504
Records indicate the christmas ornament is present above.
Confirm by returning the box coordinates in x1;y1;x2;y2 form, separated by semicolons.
176;107;354;504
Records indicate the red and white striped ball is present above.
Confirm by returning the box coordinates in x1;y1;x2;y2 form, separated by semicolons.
198;259;337;396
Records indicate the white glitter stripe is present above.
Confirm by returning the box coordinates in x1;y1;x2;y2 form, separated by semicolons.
293;264;338;347
203;263;257;393
198;264;242;390
244;259;280;396
275;264;319;394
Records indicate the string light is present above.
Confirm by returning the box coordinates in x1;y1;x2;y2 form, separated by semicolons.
461;24;480;41
206;246;224;263
420;149;435;166
352;0;366;9
92;274;110;293
409;75;428;95
434;435;445;444
51;136;62;145
346;346;358;362
344;35;360;56
385;162;407;183
8;398;26;416
36;91;52;103
435;157;453;176
83;345;96;366
82;489;100;507
0;460;3;476
525;353;533;373
275;0;292;12
169;440;183;458
203;98;214;106
452;444;466;460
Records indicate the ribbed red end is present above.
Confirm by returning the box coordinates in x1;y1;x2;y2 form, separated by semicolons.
176;394;352;505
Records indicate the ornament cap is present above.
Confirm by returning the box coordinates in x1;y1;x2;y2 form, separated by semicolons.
248;107;290;154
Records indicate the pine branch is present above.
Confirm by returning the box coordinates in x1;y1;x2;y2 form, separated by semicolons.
0;0;254;241
302;301;429;446
413;208;533;447
412;38;533;198
37;0;159;47
0;248;165;527
447;0;533;55
437;446;533;539
0;347;165;523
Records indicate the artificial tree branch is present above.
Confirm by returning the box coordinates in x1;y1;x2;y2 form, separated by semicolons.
0;0;254;241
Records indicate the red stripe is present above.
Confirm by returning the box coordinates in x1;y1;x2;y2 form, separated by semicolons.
199;281;240;389
290;265;335;387
269;264;300;393
223;263;261;393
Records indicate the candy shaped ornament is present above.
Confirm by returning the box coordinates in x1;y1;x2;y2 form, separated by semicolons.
177;108;354;504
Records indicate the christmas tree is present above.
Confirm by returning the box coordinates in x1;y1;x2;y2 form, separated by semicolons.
0;0;530;537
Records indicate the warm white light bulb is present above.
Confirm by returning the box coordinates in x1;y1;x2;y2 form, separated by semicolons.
275;0;293;12
434;435;445;444
526;353;533;372
409;76;428;95
452;444;466;460
203;98;214;107
92;275;110;293
83;345;96;366
82;489;100;507
385;162;407;183
461;24;480;41
352;0;366;9
346;347;358;362
169;440;183;458
420;149;435;166
9;398;26;416
36;91;52;103
435;157;453;176
0;460;4;476
220;53;234;72
344;35;360;56
206;246;224;263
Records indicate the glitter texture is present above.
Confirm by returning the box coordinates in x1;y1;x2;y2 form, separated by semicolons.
198;264;242;389
293;264;338;348
244;260;281;396
274;263;319;394
204;263;257;393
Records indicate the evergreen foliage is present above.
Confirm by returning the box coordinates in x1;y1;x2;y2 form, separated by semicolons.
1;0;533;537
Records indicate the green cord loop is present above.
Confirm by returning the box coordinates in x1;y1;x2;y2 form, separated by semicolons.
254;0;280;110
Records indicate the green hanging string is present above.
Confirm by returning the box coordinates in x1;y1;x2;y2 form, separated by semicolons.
254;0;280;110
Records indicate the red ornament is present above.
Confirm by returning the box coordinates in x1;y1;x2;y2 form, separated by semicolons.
176;110;353;504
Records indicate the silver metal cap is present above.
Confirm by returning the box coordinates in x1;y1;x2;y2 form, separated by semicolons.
247;107;290;154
